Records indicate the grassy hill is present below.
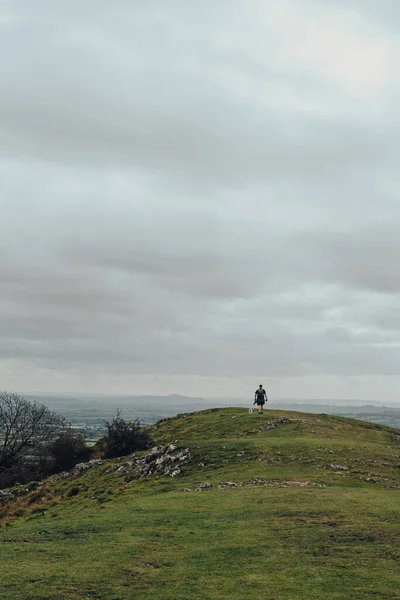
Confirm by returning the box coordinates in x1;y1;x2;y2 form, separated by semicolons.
1;407;400;599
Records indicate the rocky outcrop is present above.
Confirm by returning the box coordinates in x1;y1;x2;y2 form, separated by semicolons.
0;489;16;505
248;478;326;488
195;482;212;491
73;459;104;476
104;444;191;480
0;443;191;509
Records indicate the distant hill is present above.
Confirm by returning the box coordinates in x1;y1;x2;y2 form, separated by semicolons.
1;407;400;598
25;393;400;433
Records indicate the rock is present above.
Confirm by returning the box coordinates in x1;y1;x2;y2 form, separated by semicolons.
183;488;192;492
116;444;191;480
247;478;325;488
330;465;348;471
73;459;103;475
145;447;164;463
0;490;15;505
196;482;212;491
73;463;90;475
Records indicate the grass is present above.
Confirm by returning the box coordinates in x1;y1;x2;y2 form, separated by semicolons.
1;408;400;599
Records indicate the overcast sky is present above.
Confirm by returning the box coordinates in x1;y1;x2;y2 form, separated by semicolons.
1;0;400;401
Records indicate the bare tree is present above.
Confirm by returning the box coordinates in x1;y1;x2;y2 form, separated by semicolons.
0;392;64;486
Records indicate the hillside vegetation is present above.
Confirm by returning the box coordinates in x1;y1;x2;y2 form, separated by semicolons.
1;408;400;599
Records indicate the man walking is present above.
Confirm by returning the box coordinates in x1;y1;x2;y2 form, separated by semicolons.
254;385;268;414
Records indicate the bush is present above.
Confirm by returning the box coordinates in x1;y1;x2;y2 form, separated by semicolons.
67;486;80;497
104;413;153;459
91;437;106;457
49;430;91;472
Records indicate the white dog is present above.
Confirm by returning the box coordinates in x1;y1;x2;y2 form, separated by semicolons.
248;407;253;414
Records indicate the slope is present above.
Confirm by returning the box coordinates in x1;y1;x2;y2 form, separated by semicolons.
1;408;400;600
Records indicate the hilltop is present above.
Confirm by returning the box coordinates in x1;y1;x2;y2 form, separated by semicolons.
1;408;400;599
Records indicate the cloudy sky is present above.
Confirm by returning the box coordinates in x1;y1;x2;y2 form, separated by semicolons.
1;0;400;401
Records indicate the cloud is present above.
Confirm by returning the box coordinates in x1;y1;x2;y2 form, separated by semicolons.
1;0;400;399
258;0;395;98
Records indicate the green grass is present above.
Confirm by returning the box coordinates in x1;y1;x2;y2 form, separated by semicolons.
1;408;400;599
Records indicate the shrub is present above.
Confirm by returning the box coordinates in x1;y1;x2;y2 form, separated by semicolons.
49;430;91;472
67;486;80;497
91;437;106;457
103;412;153;459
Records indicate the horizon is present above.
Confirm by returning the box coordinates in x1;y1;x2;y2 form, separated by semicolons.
20;389;400;408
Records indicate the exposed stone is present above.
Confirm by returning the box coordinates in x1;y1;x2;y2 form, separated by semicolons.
0;490;15;505
123;444;191;479
248;478;325;488
218;482;239;488
73;459;103;476
196;482;212;491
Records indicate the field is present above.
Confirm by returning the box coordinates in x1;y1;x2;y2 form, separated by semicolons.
1;408;400;599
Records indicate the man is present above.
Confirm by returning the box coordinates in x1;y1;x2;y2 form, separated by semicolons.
254;384;268;414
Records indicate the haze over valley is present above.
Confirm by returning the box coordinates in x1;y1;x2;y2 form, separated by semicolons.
22;393;400;440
